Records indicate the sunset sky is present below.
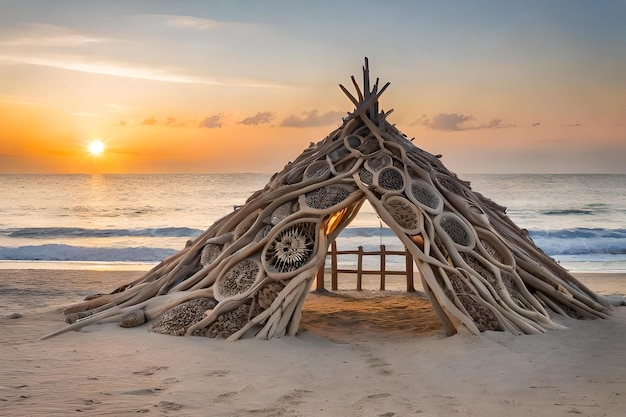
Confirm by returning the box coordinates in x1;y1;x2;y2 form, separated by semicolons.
1;0;625;174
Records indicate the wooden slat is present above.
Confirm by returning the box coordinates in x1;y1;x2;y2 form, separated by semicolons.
331;241;338;291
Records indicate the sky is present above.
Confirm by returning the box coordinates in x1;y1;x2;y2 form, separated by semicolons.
0;0;625;174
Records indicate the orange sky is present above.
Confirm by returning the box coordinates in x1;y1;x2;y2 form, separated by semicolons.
1;1;625;174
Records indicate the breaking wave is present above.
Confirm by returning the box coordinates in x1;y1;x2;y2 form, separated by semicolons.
0;227;624;264
540;209;595;216
0;244;177;262
1;227;204;239
528;228;626;256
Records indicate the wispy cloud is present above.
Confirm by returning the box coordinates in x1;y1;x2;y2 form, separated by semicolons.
164;117;190;127
166;16;222;30
0;53;284;87
160;14;269;31
0;23;110;46
142;117;158;126
238;111;274;126
118;116;196;128
481;119;516;129
281;110;345;127
199;114;223;128
416;113;517;131
0;19;284;88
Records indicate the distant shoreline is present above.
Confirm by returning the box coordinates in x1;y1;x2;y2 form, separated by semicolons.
1;267;624;298
2;260;626;275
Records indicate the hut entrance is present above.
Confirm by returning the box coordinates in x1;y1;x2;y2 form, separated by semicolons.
305;204;441;342
315;200;418;293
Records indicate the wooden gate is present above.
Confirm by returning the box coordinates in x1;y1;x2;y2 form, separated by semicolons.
315;241;416;292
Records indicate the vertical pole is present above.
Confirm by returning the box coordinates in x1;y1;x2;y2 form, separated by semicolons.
331;240;338;291
380;244;386;291
357;246;363;291
406;248;415;292
316;262;325;291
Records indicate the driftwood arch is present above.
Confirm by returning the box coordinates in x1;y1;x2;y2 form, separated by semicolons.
44;59;622;341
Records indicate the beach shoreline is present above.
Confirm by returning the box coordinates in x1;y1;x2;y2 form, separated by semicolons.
1;269;625;416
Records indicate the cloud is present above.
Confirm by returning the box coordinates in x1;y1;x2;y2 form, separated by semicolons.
160;15;268;32
421;113;475;131
0;23;110;46
481;119;516;129
238;111;274;126
0;54;285;88
119;116;196;128
167;117;196;127
166;16;222;30
417;113;516;131
142;117;157;126
199;114;223;128
0;19;283;88
281;110;345;127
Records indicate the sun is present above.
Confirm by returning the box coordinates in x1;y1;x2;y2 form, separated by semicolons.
87;140;106;156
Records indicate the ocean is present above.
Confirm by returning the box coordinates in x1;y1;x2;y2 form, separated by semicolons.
0;173;625;273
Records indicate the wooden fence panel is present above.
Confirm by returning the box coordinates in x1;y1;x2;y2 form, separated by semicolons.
315;242;415;292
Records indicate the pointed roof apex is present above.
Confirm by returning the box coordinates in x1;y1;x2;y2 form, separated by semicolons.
339;57;391;127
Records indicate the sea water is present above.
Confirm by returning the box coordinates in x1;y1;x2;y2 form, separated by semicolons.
0;173;624;272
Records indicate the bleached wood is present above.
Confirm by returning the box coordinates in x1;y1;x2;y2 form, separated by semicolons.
42;58;621;343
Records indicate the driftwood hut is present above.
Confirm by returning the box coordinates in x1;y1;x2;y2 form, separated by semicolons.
44;59;621;341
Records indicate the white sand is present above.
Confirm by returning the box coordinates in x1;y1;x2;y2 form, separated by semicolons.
1;269;625;416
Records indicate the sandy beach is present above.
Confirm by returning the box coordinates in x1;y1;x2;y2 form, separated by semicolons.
1;269;625;416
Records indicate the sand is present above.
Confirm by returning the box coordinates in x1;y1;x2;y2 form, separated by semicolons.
1;269;625;416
